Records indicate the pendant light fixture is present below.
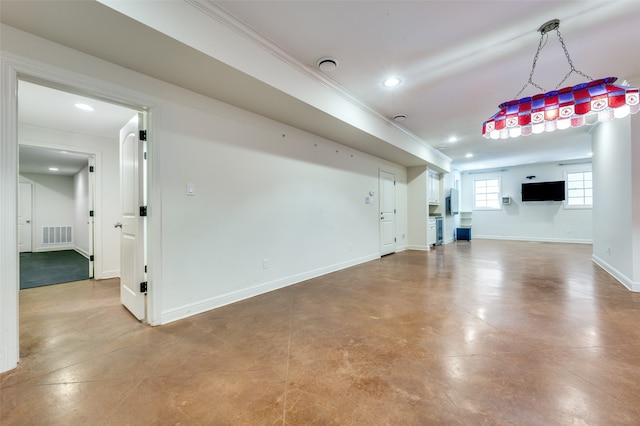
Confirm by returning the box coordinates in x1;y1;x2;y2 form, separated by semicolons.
482;19;639;140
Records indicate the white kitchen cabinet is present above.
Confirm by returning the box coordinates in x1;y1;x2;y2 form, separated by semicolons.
427;218;437;246
428;170;440;205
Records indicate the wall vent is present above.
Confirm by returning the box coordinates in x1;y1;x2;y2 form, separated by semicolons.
42;226;73;245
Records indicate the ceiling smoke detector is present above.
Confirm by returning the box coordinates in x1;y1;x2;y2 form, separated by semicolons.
392;114;407;121
317;57;338;72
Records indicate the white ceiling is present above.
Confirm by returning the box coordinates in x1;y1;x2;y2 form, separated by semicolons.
3;1;640;172
19;145;90;176
17;81;138;176
18;81;138;140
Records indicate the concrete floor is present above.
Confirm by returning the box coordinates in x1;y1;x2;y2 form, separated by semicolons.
2;240;640;424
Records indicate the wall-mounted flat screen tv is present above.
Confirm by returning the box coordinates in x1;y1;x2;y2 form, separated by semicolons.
521;181;565;202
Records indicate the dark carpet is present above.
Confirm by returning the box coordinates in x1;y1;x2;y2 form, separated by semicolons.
20;250;90;289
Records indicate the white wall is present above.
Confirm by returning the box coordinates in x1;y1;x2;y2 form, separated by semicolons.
633;114;640;288
19;173;74;252
74;165;90;258
406;166;427;250
1;24;408;334
461;162;593;243
591;115;640;291
18;165;90;257
19;125;121;279
633;115;640;288
157;99;407;322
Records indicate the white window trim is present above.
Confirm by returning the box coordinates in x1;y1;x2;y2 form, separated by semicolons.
564;170;593;210
473;177;502;211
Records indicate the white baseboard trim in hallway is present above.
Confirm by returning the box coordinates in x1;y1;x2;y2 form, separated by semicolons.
160;253;380;324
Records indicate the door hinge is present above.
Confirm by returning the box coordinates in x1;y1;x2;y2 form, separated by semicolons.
139;130;147;141
145;265;147;273
394;209;396;214
394;181;396;186
89;210;94;217
89;166;94;172
140;206;148;217
90;255;94;261
140;281;148;293
144;152;147;160
394;237;397;242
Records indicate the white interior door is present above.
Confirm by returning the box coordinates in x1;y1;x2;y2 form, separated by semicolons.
379;170;396;256
18;182;33;253
119;113;146;320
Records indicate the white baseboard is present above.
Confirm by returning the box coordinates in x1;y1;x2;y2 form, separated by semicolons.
406;245;429;251
32;245;75;252
74;247;90;259
592;254;640;292
95;270;120;280
160;253;380;325
472;235;593;244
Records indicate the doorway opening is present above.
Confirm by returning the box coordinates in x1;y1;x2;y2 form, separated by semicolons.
18;146;94;289
17;79;146;315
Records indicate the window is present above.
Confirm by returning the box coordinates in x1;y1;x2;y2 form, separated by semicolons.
474;178;501;209
566;171;592;208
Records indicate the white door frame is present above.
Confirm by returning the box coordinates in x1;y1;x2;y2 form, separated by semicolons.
88;155;96;278
18;181;33;253
379;169;397;256
0;56;161;373
19;143;98;257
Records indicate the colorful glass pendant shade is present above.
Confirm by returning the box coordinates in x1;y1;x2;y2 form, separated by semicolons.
483;77;640;139
482;19;640;139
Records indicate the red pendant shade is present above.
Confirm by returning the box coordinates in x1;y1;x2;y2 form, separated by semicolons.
482;77;640;139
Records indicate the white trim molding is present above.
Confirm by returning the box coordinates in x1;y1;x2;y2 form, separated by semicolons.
473;235;593;244
592;254;640;292
407;245;429;251
0;58;20;373
160;253;379;325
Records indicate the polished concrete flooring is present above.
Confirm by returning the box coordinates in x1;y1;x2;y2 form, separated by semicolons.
2;240;640;424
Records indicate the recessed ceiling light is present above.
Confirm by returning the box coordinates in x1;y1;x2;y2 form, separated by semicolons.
465;153;473;158
75;103;94;111
383;77;401;88
392;114;407;121
317;57;338;72
448;136;458;143
49;167;59;171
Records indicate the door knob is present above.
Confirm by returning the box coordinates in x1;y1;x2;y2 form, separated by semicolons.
26;220;31;224
114;222;123;228
381;217;385;220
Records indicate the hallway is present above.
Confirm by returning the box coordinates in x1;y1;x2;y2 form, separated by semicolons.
2;240;640;424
